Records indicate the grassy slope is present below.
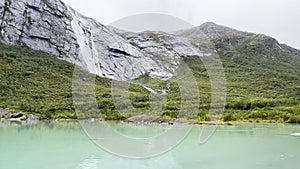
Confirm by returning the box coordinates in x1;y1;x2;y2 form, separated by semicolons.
0;42;300;122
214;35;300;122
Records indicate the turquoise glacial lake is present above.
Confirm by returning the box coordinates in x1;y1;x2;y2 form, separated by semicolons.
0;121;300;169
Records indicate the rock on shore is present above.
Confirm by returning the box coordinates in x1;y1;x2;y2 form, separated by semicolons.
0;109;38;121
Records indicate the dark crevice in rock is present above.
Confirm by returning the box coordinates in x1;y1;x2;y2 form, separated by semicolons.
108;66;117;73
129;42;146;50
109;48;130;56
109;54;124;58
25;4;43;13
29;35;51;41
44;9;64;18
43;19;52;27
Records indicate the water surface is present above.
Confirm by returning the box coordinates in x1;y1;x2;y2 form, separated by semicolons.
0;121;299;169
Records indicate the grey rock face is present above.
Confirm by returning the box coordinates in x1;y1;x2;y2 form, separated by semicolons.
0;0;80;64
67;7;206;80
0;0;207;80
1;0;295;81
176;22;252;40
26;114;38;121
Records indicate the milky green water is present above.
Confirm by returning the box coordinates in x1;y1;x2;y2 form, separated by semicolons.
0;121;299;169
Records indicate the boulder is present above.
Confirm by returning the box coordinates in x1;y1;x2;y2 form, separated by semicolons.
10;112;24;118
20;115;28;121
1;109;11;119
126;115;158;123
26;114;38;121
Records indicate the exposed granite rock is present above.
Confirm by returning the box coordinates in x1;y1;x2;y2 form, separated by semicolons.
67;7;206;80
176;22;253;40
0;109;38;121
0;0;207;80
0;0;80;64
26;114;38;121
0;109;10;119
0;0;298;81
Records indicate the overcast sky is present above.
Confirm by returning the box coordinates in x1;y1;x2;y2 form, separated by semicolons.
62;0;300;49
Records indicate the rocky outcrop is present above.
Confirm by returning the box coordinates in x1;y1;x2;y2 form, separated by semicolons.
10;112;24;118
67;7;206;80
0;109;37;121
176;22;252;41
0;0;81;63
0;109;10;119
0;0;206;80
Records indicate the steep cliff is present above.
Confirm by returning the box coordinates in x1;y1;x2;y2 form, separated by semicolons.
0;0;206;80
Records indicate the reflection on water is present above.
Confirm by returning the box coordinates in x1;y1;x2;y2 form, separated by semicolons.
80;120;193;158
76;156;98;169
0;120;300;169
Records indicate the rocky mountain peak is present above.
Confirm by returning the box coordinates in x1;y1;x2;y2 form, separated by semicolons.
175;22;252;41
199;22;253;39
200;22;239;36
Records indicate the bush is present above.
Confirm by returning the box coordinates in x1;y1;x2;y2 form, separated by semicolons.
223;113;237;121
288;115;300;123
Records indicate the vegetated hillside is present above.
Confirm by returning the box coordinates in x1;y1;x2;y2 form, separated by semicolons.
0;42;171;120
0;40;300;123
203;25;300;122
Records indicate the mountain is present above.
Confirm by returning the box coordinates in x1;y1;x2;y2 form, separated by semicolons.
1;0;299;81
0;0;300;122
0;0;205;80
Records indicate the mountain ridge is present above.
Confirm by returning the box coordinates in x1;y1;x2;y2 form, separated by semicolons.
0;0;299;82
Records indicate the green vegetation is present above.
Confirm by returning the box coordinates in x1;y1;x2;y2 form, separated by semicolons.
0;41;299;123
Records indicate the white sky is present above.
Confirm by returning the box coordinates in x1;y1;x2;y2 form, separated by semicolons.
61;0;300;49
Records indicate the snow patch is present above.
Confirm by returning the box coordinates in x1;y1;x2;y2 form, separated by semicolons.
142;86;167;95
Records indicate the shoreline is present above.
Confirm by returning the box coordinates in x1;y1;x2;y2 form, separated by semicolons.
2;117;299;126
1;109;300;125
